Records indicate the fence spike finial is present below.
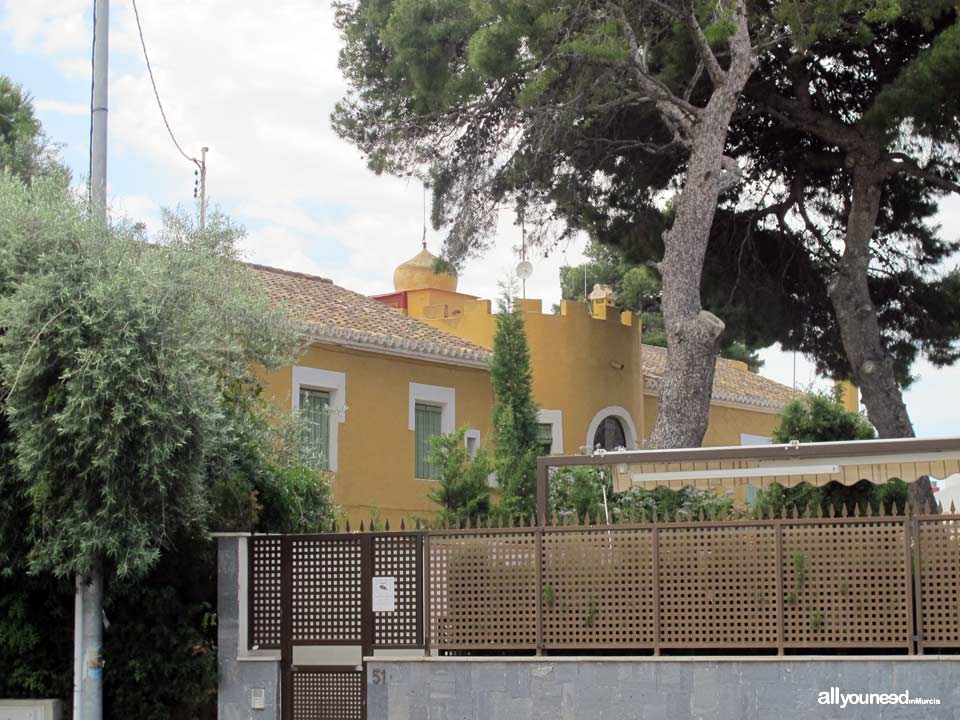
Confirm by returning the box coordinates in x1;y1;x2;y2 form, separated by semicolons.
841;503;848;518
951;500;957;514
828;504;836;519
359;520;365;532
384;518;390;532
865;502;874;518
852;503;861;518
938;501;944;514
400;518;406;531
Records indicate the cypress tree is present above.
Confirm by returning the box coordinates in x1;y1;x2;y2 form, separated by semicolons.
490;287;540;518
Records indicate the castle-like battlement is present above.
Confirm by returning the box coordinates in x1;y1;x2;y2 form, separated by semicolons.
427;295;638;329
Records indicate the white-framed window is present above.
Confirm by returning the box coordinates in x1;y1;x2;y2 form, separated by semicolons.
292;366;346;472
409;383;455;480
537;409;564;455
585;406;638;452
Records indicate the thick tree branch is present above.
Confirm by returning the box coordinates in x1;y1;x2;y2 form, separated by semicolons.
882;154;960;194
607;1;702;135
681;0;726;87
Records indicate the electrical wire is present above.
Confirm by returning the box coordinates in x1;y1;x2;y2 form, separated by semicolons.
130;0;200;169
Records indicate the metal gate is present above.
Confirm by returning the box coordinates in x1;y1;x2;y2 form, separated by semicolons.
249;532;425;720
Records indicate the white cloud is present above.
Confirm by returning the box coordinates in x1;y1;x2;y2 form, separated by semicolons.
34;98;88;115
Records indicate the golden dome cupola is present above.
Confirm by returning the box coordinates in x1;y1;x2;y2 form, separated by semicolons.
393;246;458;293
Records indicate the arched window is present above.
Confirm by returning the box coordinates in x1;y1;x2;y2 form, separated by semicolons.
593;416;626;451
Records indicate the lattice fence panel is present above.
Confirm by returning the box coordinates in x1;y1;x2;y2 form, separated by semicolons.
428;532;538;649
658;523;778;648
249;536;282;649
291;537;362;643
541;528;655;648
291;668;363;720
782;520;908;648
918;516;960;648
372;533;421;647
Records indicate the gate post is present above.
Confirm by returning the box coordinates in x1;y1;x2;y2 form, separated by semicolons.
361;532;374;656
280;536;292;720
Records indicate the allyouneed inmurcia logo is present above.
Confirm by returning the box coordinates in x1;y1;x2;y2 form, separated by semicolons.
817;687;941;708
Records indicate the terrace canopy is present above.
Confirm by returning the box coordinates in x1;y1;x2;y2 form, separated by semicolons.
535;437;960;521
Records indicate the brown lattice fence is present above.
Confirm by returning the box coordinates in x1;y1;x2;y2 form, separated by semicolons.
248;505;960;656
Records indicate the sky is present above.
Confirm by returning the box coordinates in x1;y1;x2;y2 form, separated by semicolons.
2;1;959;437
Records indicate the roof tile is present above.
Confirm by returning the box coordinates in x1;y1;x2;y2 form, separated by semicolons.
641;343;799;410
250;264;490;365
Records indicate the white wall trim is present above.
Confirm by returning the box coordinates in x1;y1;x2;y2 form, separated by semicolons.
464;429;481;458
537;409;564;455
292;366;346;471
586;406;639;451
408;383;456;434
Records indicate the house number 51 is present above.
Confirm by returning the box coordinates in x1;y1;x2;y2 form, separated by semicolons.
372;669;386;685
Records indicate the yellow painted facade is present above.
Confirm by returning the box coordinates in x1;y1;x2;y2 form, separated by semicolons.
258;343;493;526
255;250;802;524
410;294;646;454
643;396;781;448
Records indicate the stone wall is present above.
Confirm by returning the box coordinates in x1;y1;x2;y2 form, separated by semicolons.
366;657;960;720
217;537;281;720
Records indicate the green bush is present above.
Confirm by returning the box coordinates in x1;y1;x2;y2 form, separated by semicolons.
427;427;492;524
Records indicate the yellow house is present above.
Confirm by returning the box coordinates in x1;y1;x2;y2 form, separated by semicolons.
253;264;493;525
254;248;805;525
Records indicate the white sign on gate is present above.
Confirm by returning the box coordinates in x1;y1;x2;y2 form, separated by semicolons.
372;576;396;612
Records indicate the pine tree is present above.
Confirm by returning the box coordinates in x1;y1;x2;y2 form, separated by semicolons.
489;286;540;518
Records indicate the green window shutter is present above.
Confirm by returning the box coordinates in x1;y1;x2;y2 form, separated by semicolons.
415;403;442;480
299;388;331;470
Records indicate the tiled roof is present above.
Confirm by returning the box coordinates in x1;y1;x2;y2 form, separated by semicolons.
250;264;491;366
641;344;800;410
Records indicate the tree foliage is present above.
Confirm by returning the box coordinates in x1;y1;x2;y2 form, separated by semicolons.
0;176;302;579
426;426;492;524
559;240;764;368
0;174;337;718
489;285;540;517
772;393;876;444
0;75;67;184
754;391;907;519
726;4;960;443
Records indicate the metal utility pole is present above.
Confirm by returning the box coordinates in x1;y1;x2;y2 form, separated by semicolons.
199;145;208;230
78;2;109;720
90;0;109;216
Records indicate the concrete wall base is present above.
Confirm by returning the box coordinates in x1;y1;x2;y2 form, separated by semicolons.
366;657;960;720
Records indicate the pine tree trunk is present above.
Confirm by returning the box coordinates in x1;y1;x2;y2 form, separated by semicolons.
649;5;753;449
827;163;936;509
